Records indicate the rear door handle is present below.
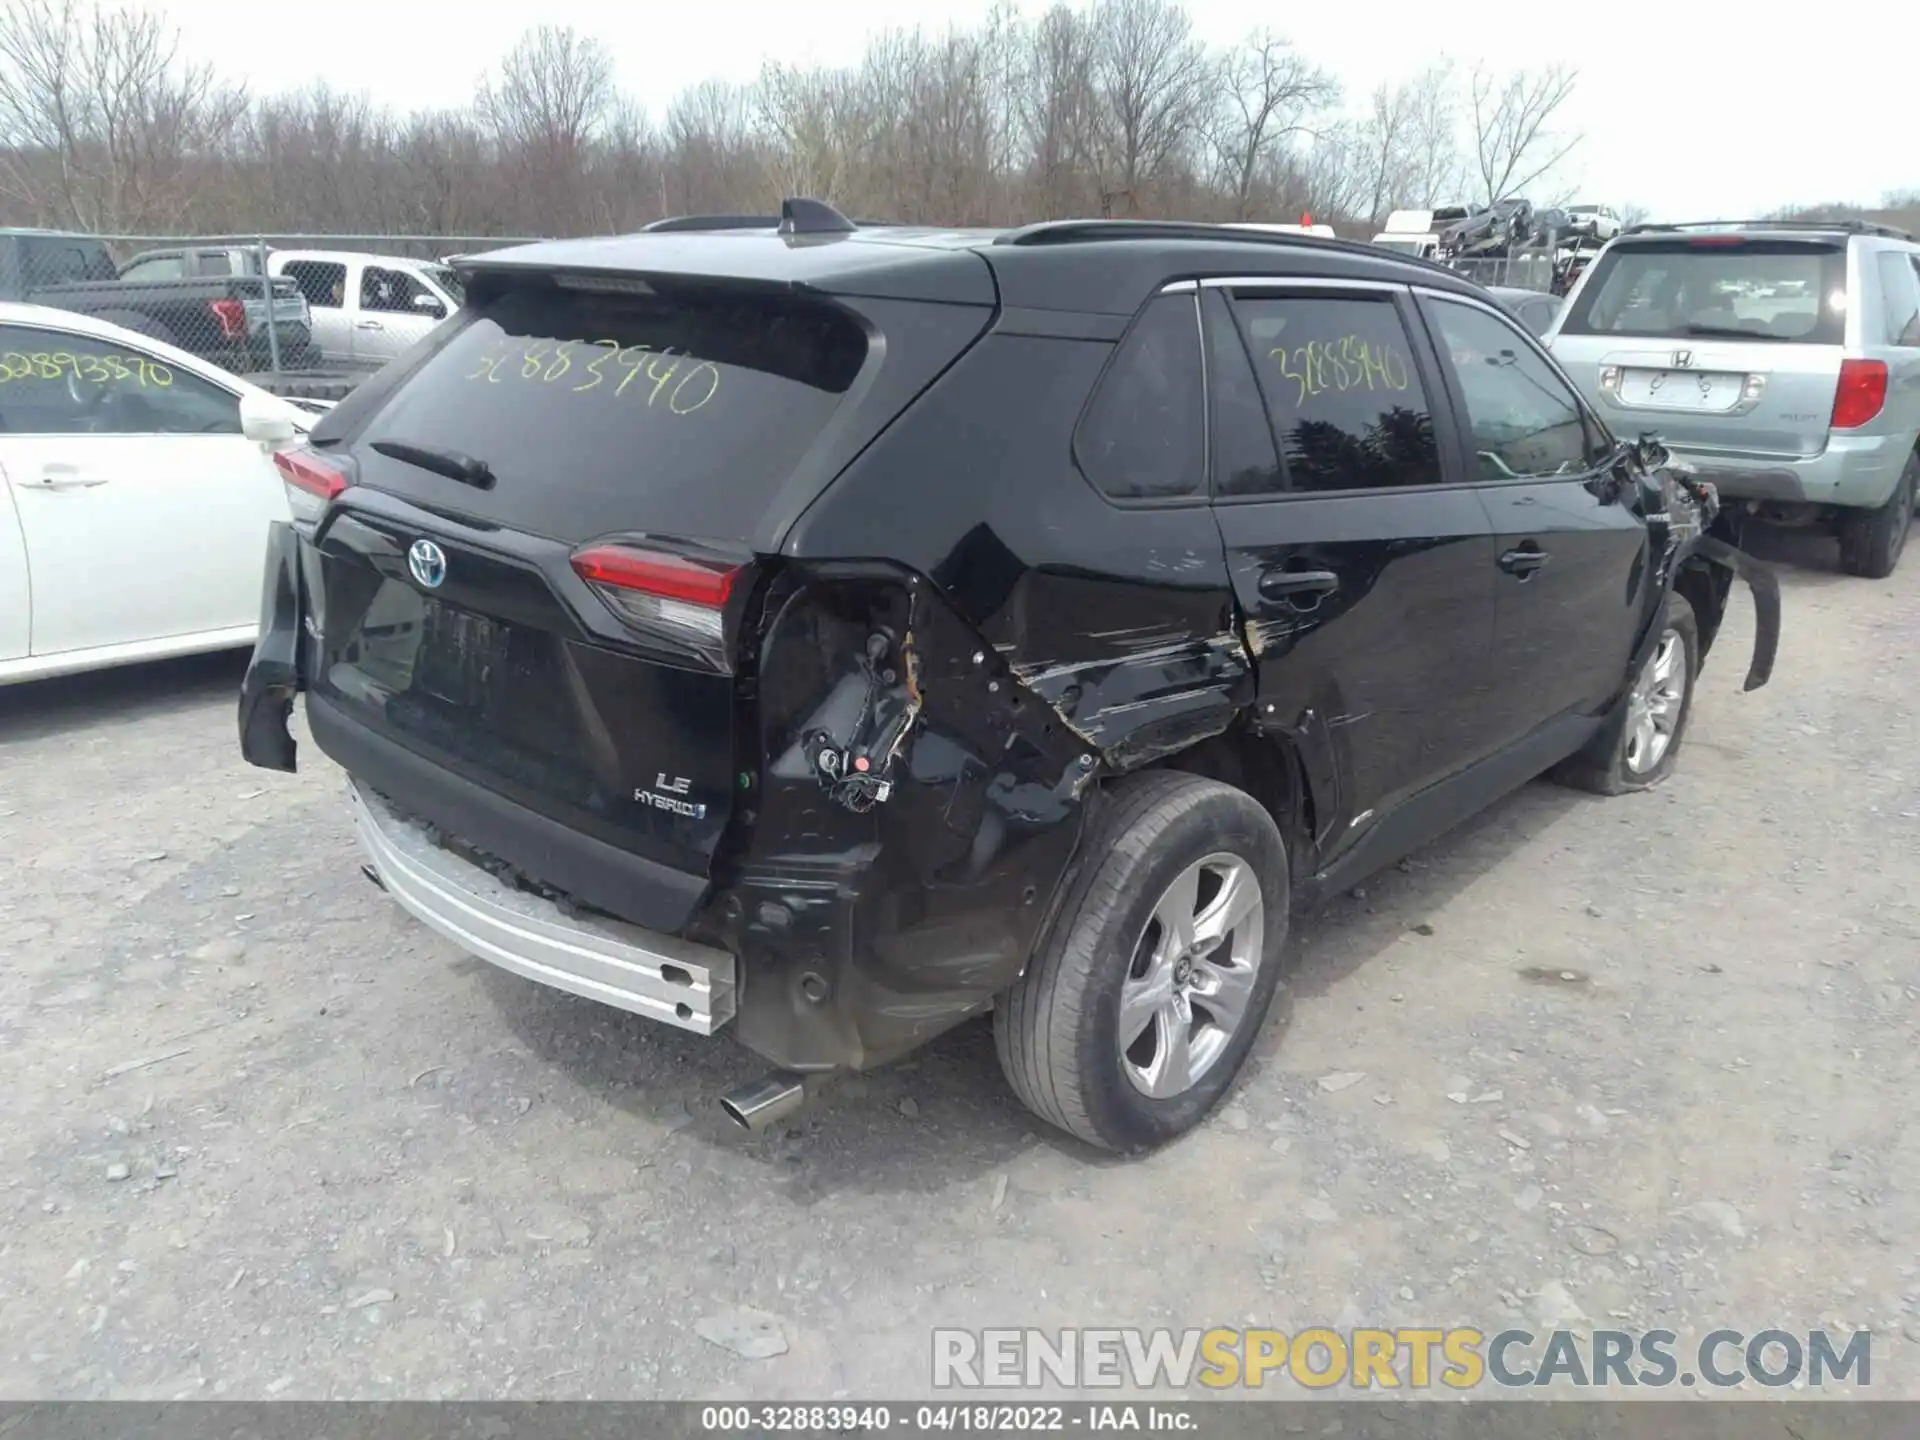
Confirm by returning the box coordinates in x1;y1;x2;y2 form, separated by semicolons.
355;319;383;331
1258;567;1340;601
1499;545;1549;576
30;465;109;490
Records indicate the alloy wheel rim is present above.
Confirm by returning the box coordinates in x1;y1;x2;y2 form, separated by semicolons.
1623;627;1688;774
1118;852;1265;1099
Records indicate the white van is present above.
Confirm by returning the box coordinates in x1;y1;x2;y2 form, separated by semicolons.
1370;205;1473;260
266;251;463;368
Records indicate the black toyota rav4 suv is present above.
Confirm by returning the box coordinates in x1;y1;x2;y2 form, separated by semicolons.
237;201;1779;1152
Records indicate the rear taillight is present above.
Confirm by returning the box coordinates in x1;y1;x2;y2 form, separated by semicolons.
570;543;743;670
272;444;351;532
209;297;247;341
1831;359;1888;429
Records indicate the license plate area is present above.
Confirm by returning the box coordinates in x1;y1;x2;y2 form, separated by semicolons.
416;601;503;710
1619;367;1744;412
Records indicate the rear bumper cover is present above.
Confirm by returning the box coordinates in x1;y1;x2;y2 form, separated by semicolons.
1668;433;1907;510
236;520;1088;1076
351;783;736;1033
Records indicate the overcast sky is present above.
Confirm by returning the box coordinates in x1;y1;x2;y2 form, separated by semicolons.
161;0;1910;221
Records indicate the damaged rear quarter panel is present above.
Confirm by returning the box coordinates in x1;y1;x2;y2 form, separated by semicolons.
734;327;1252;1068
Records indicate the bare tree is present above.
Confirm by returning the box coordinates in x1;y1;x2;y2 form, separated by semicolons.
0;0;246;230
1467;61;1580;205
1016;4;1099;217
1208;30;1335;220
1344;63;1465;230
1617;201;1650;228
1088;0;1208;206
0;0;1620;249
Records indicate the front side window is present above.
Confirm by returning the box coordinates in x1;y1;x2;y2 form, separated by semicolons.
1074;293;1205;501
0;324;241;436
363;267;436;315
1230;292;1441;493
1426;297;1601;480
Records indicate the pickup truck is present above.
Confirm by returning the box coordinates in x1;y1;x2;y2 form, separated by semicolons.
0;228;319;373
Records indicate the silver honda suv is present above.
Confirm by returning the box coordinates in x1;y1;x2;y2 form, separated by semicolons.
1545;220;1920;577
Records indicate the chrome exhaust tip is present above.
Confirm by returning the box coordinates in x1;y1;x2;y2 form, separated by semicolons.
719;1071;809;1132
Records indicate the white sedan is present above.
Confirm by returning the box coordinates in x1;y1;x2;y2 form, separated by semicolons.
0;303;319;685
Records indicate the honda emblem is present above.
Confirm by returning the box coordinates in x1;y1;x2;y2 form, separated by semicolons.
1671;349;1694;369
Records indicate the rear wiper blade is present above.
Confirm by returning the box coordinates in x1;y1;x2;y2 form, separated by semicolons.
1680;323;1774;341
370;438;496;490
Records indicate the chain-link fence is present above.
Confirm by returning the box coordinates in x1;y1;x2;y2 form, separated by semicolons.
3;232;546;399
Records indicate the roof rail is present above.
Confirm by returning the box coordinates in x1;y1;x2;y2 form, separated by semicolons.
1624;218;1914;241
641;214;782;233
995;217;1472;282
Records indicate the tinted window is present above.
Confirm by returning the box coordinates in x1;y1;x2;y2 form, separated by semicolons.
1202;290;1282;498
1428;298;1600;480
1075;293;1205;500
195;251;234;277
283;260;347;310
1561;239;1845;344
1230;293;1441;493
119;254;186;282
354;282;868;543
1876;252;1920;346
24;239;113;285
0;324;240;436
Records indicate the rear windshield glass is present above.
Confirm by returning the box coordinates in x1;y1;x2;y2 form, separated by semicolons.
1560;239;1846;344
354;279;868;543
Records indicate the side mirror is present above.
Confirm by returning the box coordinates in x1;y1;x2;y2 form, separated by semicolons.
413;294;446;318
240;390;301;449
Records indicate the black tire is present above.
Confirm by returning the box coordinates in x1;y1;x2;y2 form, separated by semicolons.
1837;453;1916;580
993;770;1289;1153
1551;592;1700;796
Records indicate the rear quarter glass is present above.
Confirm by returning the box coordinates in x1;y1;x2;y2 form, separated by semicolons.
349;281;868;546
1559;239;1847;345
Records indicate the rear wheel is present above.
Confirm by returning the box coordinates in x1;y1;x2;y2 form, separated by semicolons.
994;771;1289;1152
1837;453;1916;579
1552;592;1699;796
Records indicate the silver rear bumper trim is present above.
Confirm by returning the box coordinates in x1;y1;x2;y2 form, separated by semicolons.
349;783;735;1034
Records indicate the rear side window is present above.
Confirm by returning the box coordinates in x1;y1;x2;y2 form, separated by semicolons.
1876;252;1920;346
355;281;868;543
24;239;114;284
284;260;347;309
1229;292;1441;493
1074;293;1205;501
1561;239;1846;344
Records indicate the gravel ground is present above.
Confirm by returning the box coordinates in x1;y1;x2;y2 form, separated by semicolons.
2;526;1916;1402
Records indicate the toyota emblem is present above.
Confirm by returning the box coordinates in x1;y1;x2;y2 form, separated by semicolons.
408;538;447;589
